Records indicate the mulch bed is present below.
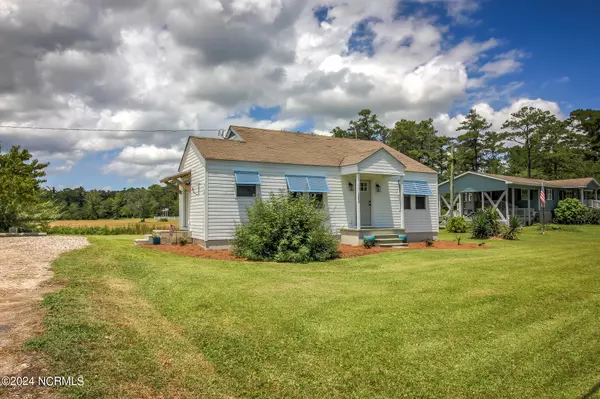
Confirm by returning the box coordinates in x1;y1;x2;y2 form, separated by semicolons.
140;240;486;262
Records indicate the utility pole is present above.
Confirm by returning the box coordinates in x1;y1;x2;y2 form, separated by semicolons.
449;142;455;217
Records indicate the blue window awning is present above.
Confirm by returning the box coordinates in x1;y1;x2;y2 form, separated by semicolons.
286;175;330;193
234;171;262;185
402;180;432;196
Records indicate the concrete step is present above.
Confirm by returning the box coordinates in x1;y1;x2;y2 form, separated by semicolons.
134;239;151;245
375;234;406;240
375;237;406;243
378;242;409;248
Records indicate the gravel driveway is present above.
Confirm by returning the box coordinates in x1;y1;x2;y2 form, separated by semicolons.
0;236;88;379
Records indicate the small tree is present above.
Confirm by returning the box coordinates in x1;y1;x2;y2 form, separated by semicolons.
0;145;51;231
232;193;339;262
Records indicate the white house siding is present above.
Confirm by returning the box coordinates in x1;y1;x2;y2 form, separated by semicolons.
206;160;352;240
357;149;405;175
404;172;439;234
179;143;205;240
370;176;402;228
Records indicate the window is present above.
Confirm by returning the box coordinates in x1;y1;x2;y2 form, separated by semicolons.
520;189;529;201
404;195;411;210
546;188;553;201
236;184;257;197
360;182;368;192
466;193;473;202
565;190;573;198
415;196;427;210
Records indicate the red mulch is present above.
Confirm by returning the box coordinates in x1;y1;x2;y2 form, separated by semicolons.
140;240;486;262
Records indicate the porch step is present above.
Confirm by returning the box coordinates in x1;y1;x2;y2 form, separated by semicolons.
378;242;409;248
375;234;405;240
134;238;151;245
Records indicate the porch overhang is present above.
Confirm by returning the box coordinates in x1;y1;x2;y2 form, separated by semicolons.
160;170;191;193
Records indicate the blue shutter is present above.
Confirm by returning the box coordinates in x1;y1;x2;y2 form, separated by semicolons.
234;171;262;185
286;175;330;193
402;180;432;196
306;176;330;193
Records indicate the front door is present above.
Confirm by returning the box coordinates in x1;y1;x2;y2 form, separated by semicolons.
360;180;371;226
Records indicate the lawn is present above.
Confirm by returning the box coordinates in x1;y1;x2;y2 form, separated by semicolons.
49;218;179;228
30;226;600;398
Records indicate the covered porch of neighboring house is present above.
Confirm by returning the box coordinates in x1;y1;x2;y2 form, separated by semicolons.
439;173;548;226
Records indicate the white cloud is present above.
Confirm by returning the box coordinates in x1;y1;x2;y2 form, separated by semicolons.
434;97;562;137
0;0;559;185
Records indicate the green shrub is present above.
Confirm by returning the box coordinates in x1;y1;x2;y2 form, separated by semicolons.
232;193;339;263
501;216;522;240
471;207;502;239
446;216;469;233
582;207;600;224
159;218;169;222
553;198;588;224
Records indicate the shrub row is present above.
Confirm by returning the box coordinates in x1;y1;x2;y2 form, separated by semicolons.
446;209;522;240
553;198;600;224
44;223;172;235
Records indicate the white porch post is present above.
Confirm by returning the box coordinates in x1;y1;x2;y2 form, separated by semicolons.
527;191;531;226
356;173;361;229
595;189;598;200
511;187;515;218
481;191;485;210
399;175;405;230
458;192;463;216
505;189;509;225
580;188;585;205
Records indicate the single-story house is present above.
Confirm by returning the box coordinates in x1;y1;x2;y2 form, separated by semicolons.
438;172;600;225
160;126;440;249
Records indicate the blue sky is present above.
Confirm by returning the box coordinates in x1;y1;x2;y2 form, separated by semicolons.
1;0;597;190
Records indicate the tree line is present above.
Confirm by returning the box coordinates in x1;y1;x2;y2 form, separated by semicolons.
42;185;179;220
332;108;600;182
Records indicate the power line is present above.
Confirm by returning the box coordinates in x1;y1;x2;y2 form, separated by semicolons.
0;125;224;133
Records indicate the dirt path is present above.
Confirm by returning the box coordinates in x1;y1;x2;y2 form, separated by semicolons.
0;236;88;397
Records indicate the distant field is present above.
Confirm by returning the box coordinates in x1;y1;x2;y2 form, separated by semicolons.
50;218;180;228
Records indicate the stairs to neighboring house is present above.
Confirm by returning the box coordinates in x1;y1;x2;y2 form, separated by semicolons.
374;234;408;248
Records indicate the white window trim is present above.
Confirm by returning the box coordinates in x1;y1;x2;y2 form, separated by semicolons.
236;184;259;198
414;195;428;211
545;188;553;201
520;189;529;201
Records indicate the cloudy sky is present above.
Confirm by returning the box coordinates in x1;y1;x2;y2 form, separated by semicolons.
1;0;598;190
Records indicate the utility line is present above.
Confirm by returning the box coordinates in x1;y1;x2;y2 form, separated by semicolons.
0;125;223;133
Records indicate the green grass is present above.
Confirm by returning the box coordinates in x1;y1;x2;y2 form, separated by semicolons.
30;227;600;398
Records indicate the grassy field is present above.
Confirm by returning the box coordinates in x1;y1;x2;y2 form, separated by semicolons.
30;227;600;398
50;218;179;228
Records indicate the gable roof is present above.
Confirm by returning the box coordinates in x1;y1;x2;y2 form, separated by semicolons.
439;171;598;189
189;126;436;173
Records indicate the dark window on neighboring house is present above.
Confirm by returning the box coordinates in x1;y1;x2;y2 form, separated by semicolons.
236;184;257;197
404;195;411;210
415;196;427;210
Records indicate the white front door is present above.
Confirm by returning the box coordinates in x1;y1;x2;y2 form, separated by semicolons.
360;180;371;226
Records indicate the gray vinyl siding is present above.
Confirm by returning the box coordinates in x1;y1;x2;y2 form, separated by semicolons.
179;143;205;240
370;176;402;228
404;172;439;233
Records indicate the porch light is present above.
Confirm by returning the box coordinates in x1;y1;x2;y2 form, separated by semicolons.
375;183;381;192
349;182;354;191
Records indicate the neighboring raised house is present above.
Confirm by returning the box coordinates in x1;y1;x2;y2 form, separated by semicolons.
438;172;600;225
160;126;439;249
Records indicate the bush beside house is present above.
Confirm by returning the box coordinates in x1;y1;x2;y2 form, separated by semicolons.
232;193;340;263
554;198;595;224
446;216;469;233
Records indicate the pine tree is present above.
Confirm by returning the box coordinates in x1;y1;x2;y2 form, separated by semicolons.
456;109;492;172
